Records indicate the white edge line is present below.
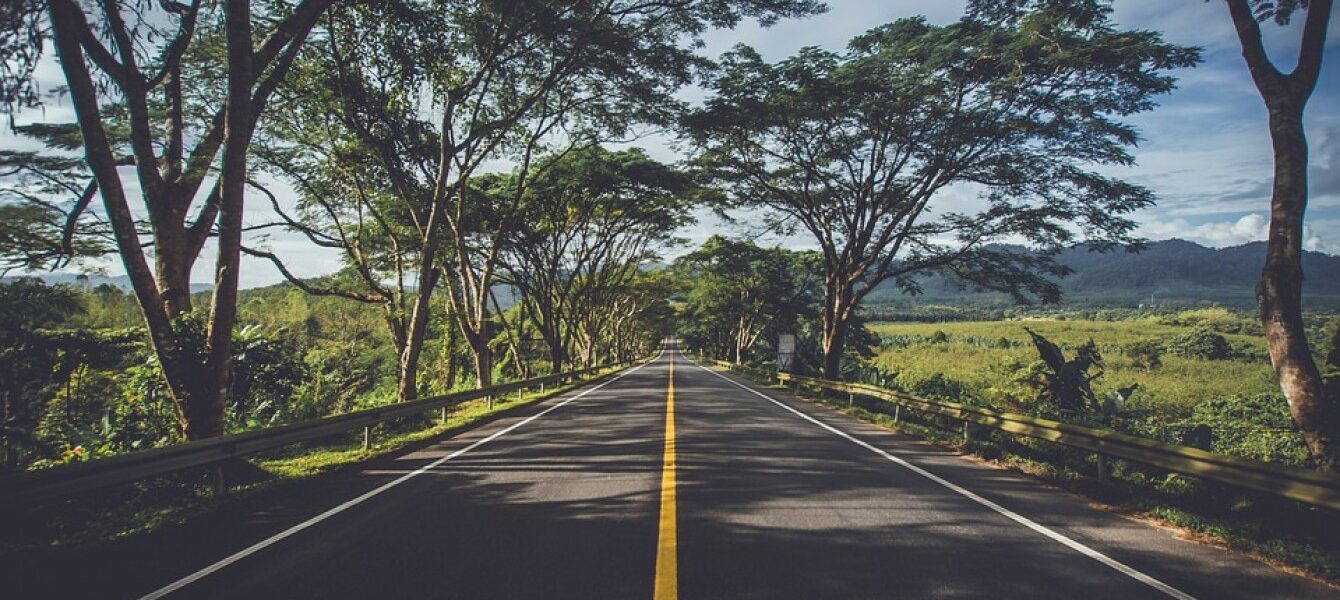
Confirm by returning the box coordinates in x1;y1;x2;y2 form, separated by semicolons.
685;354;1197;600
139;352;662;600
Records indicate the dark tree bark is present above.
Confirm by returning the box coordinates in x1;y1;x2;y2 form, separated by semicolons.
1227;0;1338;472
820;277;854;380
45;0;332;439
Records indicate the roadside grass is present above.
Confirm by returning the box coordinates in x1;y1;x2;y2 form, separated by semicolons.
0;369;622;559
867;320;1278;415
723;368;1340;586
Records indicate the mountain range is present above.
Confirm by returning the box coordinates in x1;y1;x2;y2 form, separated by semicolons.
868;239;1340;308
2;273;213;294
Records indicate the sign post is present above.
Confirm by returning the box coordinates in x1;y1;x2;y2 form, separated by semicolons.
777;334;796;372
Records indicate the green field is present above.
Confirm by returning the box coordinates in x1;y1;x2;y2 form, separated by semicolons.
867;311;1279;418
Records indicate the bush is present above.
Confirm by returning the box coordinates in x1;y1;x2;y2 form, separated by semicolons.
1168;327;1233;360
1177;395;1310;466
1124;339;1164;371
902;372;964;401
1167;307;1252;333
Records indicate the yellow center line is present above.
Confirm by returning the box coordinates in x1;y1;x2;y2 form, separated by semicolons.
653;351;678;600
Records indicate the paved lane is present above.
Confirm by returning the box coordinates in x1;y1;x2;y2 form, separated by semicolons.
7;346;1337;599
673;353;1336;599
11;357;671;599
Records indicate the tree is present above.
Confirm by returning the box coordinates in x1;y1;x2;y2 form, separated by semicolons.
687;1;1198;379
252;0;820;395
0;144;110;275
0;279;81;468
1;0;337;439
1220;0;1338;472
674;236;819;364
498;147;696;373
600;269;679;363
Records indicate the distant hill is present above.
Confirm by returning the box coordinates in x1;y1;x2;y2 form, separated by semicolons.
1;273;214;294
867;239;1340;308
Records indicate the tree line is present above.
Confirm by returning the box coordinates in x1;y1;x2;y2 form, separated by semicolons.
2;0;1337;473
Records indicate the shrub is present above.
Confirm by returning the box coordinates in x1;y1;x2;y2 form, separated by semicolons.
1022;328;1103;414
1169;307;1251;333
1179;395;1310;466
1167;327;1233;360
1124;339;1164;371
904;372;964;401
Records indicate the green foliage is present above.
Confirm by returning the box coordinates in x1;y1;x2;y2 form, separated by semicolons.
225;327;309;431
1124;339;1164;371
866;317;1318;467
1178;395;1311;466
686;2;1197;371
1022;328;1104;414
1;280;94;469
909;373;965;402
1162;307;1256;334
1168;327;1234;360
497;146;698;372
872;320;1279;415
673;235;820;363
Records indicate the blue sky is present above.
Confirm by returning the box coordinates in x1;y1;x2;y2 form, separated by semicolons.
675;1;1340;257
6;1;1339;287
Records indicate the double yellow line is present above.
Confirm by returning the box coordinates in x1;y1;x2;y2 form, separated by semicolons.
653;351;678;599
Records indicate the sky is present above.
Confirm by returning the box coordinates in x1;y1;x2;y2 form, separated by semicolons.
5;0;1340;288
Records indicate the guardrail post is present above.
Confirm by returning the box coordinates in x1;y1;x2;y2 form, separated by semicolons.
363;425;372;450
211;465;225;497
893;404;901;424
963;421;972;442
487;395;494;410
540;383;546;395
847;391;854;407
440;405;448;424
1096;454;1108;482
517;388;523;402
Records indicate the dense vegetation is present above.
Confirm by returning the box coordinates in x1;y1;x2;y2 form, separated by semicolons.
0;276;673;473
862;310;1333;466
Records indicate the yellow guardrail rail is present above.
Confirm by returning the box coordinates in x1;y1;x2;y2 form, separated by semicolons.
705;359;1340;512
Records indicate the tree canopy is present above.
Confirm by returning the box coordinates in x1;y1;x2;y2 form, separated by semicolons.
686;0;1199;378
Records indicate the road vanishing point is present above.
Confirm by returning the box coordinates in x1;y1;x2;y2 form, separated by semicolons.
10;344;1339;599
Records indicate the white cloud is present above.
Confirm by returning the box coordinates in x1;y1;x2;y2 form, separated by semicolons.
1138;213;1268;247
1136;213;1337;255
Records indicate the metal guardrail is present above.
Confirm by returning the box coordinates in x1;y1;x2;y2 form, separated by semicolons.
0;359;643;507
705;359;1340;512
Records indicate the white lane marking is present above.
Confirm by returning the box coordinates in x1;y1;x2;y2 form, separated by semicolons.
686;355;1197;600
139;354;662;600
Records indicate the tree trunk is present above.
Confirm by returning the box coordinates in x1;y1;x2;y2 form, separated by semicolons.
821;318;848;381
548;343;565;375
1258;107;1339;472
820;277;854;380
154;225;196;318
1227;0;1337;472
530;302;565;374
192;0;257;441
396;267;438;403
472;342;493;389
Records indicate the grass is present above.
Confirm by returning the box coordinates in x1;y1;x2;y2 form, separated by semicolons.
867;318;1279;416
0;368;624;558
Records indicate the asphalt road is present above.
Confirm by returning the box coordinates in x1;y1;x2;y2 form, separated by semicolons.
9;346;1339;599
